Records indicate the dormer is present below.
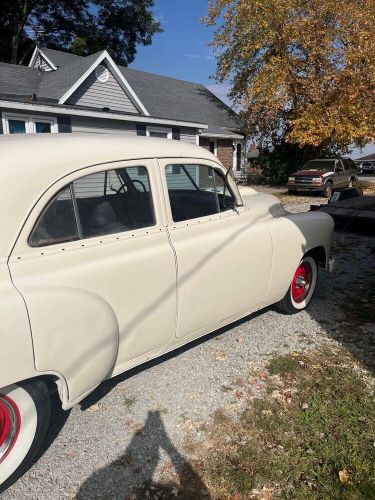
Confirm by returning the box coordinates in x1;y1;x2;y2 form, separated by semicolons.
29;47;57;72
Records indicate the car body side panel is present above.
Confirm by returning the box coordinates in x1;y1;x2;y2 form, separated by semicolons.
0;261;36;389
266;211;334;305
9;160;177;404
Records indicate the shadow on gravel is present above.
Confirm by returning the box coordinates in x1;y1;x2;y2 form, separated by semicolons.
307;229;375;377
76;410;209;499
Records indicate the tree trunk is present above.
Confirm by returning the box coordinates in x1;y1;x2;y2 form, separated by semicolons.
10;0;31;64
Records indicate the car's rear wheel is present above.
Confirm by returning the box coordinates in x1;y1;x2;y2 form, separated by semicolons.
323;181;333;198
274;256;318;315
0;381;50;492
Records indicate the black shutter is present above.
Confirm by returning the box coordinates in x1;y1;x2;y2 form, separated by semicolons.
57;116;72;133
136;124;147;136
172;127;180;140
0;112;3;134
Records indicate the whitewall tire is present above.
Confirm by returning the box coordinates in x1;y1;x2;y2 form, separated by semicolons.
275;256;318;314
0;381;50;492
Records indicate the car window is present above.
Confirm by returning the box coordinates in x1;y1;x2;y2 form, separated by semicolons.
73;167;154;238
335;161;344;172
29;166;155;247
165;164;236;222
29;186;79;247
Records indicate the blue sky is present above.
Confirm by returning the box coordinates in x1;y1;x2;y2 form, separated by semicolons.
129;0;231;106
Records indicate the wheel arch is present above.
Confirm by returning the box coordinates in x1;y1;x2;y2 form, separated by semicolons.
304;245;327;268
1;373;68;409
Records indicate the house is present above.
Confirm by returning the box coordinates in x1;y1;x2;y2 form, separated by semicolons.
0;47;245;171
354;153;375;163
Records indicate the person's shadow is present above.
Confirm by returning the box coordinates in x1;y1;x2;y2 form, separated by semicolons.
76;410;209;499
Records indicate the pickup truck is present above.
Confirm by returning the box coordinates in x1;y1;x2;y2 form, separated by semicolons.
287;158;358;198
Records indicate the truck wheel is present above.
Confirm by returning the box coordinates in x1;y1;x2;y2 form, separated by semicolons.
274;256;318;315
0;381;50;492
323;182;333;198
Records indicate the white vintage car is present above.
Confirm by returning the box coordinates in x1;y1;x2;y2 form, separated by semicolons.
0;134;334;489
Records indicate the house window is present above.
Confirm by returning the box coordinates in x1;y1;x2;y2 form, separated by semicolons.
3;114;58;134
146;127;172;139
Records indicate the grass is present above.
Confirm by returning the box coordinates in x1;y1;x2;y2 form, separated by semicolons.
198;349;375;499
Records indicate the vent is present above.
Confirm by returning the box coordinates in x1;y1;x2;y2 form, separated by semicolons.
95;65;109;83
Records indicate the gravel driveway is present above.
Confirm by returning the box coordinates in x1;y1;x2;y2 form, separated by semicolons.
3;201;375;500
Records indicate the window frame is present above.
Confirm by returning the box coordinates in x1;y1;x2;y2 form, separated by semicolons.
27;164;157;249
2;113;58;134
146;126;172;139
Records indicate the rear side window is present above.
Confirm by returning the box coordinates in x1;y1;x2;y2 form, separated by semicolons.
29;186;79;247
165;164;236;222
29;166;154;247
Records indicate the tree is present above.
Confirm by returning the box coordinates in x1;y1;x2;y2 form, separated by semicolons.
0;0;162;66
205;0;375;152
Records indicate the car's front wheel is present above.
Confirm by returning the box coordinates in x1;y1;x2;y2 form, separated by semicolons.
275;256;318;315
0;380;50;492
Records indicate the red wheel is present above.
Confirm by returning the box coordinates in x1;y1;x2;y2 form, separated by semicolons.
0;395;21;465
275;256;318;314
291;261;313;304
0;381;50;492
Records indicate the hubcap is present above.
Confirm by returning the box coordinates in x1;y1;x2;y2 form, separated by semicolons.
0;395;21;463
291;262;312;303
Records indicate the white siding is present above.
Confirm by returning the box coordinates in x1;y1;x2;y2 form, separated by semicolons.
71;116;137;135
67;65;139;114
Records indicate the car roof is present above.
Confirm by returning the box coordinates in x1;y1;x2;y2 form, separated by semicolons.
306;158;336;161
0;134;217;258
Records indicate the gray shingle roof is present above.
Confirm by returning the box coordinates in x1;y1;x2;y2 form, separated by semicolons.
0;48;242;131
121;67;240;129
0;63;41;98
41;48;83;68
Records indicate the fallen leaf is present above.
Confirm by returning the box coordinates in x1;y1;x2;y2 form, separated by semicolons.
301;402;309;410
87;403;100;412
215;350;227;361
339;469;350;484
235;390;244;400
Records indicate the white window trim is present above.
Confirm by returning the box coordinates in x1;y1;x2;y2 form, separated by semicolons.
146;126;172;139
2;113;58;134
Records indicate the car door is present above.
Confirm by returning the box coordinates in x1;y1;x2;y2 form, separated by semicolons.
9;160;177;403
159;159;273;340
334;160;347;188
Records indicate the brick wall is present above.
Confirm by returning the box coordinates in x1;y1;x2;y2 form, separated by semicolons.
199;137;234;169
217;139;234;169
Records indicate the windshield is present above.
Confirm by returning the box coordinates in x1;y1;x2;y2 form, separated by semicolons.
302;160;335;172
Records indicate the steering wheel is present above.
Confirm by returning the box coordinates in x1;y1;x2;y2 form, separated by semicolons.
131;179;147;192
114;182;128;195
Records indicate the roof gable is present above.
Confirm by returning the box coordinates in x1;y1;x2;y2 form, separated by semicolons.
29;47;57;71
66;62;140;114
58;50;149;115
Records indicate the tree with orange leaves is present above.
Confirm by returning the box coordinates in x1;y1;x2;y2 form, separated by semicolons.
205;0;375;152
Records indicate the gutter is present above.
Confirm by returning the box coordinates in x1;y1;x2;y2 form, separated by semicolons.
200;132;244;140
0;99;208;130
